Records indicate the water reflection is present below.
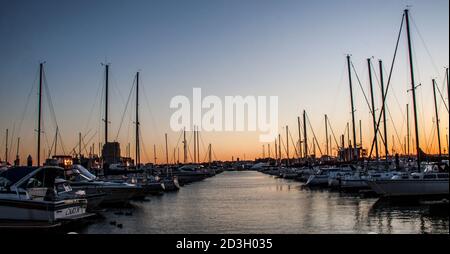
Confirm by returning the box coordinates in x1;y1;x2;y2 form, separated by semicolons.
79;171;449;234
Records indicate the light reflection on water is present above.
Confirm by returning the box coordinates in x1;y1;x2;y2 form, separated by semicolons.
80;171;449;234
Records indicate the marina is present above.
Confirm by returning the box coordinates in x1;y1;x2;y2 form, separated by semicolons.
77;171;448;234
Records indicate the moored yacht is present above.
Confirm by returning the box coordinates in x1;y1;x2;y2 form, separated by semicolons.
306;166;353;187
340;170;402;191
366;163;449;199
68;164;145;206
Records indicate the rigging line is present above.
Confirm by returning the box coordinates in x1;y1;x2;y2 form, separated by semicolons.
141;84;164;146
42;69;70;155
371;61;404;152
212;148;218;162
288;130;299;157
382;64;407;121
198;131;211;159
43;71;58;129
385;104;406;154
350;61;373;116
43;128;52;159
435;79;449;112
83;71;104;135
329;63;347;120
47;132;56;158
173;129;183;151
408;25;429;151
82;131;98;155
197;132;206;161
187;131;194;162
305;113;323;156
425;120;436;154
198;131;213;163
351;61;386;146
12;67;39;156
280;133;287;158
7;123;16;162
57;130;67;155
326;117;341;149
42;70;62;158
109;70;127;106
368;13;404;160
115;77;136;141
139;129;150;163
97;76;105;146
124;113;132;149
68;130;92;155
410;15;441;79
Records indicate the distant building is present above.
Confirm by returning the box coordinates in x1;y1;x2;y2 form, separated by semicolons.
102;142;121;164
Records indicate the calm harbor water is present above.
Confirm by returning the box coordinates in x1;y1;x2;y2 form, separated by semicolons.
79;171;449;234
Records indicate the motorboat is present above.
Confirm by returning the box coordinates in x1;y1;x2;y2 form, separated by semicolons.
160;176;181;192
327;166;354;188
0;166;92;227
294;167;315;182
126;174;166;196
340;171;402;191
68;164;145;206
305;166;352;187
54;178;105;212
169;165;209;185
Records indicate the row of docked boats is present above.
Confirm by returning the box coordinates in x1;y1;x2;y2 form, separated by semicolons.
256;160;449;200
0;162;221;229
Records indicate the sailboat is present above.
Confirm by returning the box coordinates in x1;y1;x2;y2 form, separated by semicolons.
366;9;449;199
0;63;92;228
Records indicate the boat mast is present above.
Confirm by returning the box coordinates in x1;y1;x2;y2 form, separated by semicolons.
325;115;329;157
278;134;281;166
297;116;302;160
153;144;157;165
359;120;362;149
367;58;379;160
165;134;169;175
286;125;289;166
183;127;187;163
406;103;410;155
379;60;388;161
208;143;212;166
5;129;8;164
346;55;358;161
104;64;109;146
15;137;20;166
446;67;449;160
197;127;200;163
37;63;43;166
173;148;176;164
274;138;278;163
54;126;58;156
135;72;140;169
432;79;442;157
303;110;308;158
404;9;421;171
193;126;196;163
78;132;82;158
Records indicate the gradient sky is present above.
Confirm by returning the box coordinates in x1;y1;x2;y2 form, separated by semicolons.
0;0;448;163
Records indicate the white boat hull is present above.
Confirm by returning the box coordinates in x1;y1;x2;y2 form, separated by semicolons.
367;179;449;197
0;198;87;223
